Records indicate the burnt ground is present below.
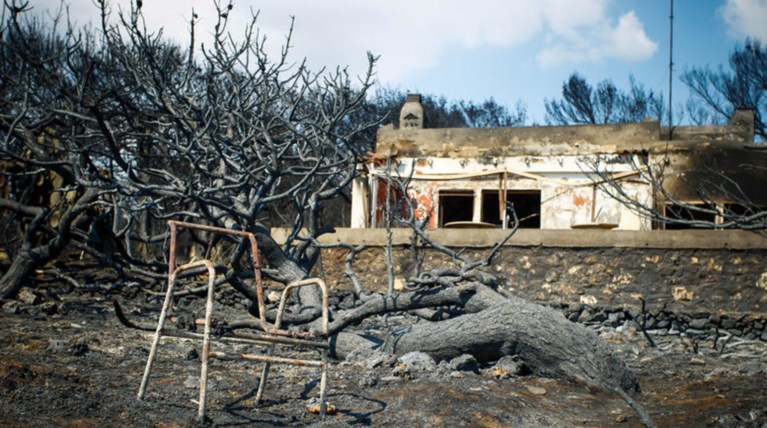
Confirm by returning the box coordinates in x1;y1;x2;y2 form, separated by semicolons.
1;281;766;428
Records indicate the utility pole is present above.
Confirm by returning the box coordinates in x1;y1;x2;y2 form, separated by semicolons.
668;0;674;137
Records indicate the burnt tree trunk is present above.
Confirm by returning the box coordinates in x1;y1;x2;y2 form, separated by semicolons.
332;294;639;392
0;189;99;300
0;251;36;299
250;228;324;316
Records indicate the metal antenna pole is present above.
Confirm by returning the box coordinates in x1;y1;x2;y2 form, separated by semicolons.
668;0;674;137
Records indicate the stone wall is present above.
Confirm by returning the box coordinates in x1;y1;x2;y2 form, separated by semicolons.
275;229;767;331
311;243;767;341
557;303;767;342
315;244;767;314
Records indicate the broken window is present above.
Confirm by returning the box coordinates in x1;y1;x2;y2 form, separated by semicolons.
439;190;474;227
482;190;541;228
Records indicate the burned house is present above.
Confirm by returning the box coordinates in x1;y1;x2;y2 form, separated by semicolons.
350;94;765;231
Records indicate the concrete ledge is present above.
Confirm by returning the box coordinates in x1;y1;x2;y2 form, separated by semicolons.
271;228;767;250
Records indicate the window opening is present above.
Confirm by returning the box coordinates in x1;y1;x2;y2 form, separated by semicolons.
719;203;764;228
663;202;717;229
482;190;541;228
439;190;474;227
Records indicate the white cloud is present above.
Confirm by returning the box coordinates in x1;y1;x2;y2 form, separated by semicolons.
536;10;657;68
605;12;658;61
30;1;657;82
721;0;767;41
542;0;607;38
246;0;547;82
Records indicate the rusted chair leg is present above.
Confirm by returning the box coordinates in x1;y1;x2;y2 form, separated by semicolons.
254;347;273;405
137;272;177;400
319;348;328;418
197;262;217;419
137;259;216;419
255;278;330;414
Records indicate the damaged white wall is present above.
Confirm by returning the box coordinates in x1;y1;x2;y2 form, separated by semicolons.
354;155;653;230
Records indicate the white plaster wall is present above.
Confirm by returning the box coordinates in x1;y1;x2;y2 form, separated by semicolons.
363;154;656;230
350;177;368;228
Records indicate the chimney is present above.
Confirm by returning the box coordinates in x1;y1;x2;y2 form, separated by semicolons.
399;93;424;129
728;108;755;143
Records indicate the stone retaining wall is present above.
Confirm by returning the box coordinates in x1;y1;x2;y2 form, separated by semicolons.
271;228;767;340
557;303;767;342
292;229;767;335
314;244;766;314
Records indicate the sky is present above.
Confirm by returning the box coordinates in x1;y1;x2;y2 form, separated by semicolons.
32;0;767;125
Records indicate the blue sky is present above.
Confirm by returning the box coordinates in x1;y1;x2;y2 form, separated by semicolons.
35;0;767;124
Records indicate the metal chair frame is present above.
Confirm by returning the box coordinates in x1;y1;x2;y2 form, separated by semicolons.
136;220;329;419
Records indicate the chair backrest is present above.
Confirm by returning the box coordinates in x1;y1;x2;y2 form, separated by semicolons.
166;220;328;338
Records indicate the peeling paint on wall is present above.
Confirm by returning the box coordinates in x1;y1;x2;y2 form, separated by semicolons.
407;185;437;228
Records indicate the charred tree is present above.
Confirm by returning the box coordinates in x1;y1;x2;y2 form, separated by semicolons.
0;0;380;299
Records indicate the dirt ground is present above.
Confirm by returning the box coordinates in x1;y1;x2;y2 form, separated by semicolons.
1;283;767;427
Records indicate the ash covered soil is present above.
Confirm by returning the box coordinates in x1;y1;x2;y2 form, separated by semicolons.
1;283;767;428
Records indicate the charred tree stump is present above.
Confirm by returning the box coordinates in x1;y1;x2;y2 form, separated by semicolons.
333;294;638;392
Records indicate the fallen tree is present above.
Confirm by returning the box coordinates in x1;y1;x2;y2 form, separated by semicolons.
320;285;639;392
